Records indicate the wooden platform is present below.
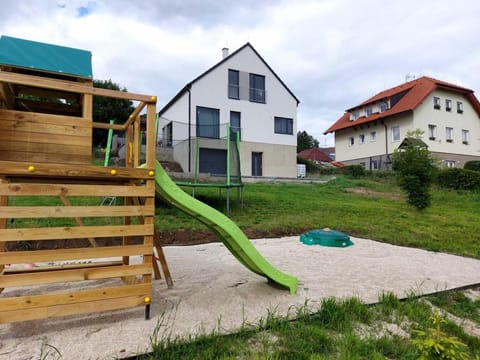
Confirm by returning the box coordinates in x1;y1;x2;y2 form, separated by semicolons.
0;64;166;323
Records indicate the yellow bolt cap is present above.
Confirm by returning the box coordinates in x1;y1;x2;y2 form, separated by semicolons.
148;170;155;177
144;296;151;303
150;96;157;102
27;165;35;172
110;169;117;176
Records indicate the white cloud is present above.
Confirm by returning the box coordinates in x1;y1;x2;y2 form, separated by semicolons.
1;0;480;146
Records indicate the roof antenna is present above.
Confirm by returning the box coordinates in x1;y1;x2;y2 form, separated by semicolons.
405;73;416;82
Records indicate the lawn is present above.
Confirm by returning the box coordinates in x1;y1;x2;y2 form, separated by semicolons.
133;174;480;359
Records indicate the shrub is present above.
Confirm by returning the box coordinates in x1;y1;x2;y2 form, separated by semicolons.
392;132;437;210
436;168;480;190
342;165;365;178
464;160;480;172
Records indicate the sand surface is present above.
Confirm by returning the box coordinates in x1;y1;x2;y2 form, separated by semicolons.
1;236;480;359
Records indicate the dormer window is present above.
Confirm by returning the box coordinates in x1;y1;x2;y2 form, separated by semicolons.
351;110;360;121
379;102;388;113
366;107;373;116
433;96;441;109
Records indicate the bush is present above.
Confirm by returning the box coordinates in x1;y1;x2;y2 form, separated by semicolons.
464;160;480;172
296;157;340;176
341;165;365;178
436;168;480;190
392;134;437;210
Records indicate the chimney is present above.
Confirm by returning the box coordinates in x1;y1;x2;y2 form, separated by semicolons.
222;47;229;59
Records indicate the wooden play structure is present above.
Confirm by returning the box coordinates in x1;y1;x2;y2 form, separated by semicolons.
0;36;171;323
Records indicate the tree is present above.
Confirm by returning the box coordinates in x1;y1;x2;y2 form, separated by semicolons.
392;130;437;210
297;130;320;153
92;79;134;147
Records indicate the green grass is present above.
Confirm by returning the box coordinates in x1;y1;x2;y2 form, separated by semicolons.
135;293;480;359
156;175;480;258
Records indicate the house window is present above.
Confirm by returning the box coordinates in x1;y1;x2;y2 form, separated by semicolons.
249;73;266;103
428;124;437;140
351;110;360;120
366;107;373;116
457;101;463;113
433;96;441;109
462;129;470;144
445;127;453;142
164;122;173;147
196;106;219;138
379;102;388;113
370;160;378;170
230;111;241;141
391;126;400;142
445;160;455;168
274;117;293;135
348;136;354;147
370;131;377;142
359;134;365;144
446;99;452;112
228;69;239;99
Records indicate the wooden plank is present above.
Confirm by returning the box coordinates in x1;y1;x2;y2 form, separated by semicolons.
0;223;153;242
0;204;155;219
0;140;91;157
0;109;91;135
93;122;124;131
0;129;89;147
82;93;92;119
146;103;157;168
0;161;154;180
0;150;91;164
14;99;81;116
0;244;152;264
124;102;146;129
4;260;124;273
154;229;173;288
0;182;154;197
0;71;156;103
0;283;151;323
0;263;151;288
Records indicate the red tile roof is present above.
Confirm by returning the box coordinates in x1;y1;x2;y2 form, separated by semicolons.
324;76;480;134
298;148;333;162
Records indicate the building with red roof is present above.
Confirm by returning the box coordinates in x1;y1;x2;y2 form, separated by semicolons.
324;76;480;169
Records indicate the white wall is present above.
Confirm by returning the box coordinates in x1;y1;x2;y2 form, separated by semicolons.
335;113;413;162
414;89;480;156
190;45;297;147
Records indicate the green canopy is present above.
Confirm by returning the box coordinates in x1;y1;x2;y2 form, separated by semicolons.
0;35;92;79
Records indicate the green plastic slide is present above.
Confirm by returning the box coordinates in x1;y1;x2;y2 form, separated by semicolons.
153;160;298;295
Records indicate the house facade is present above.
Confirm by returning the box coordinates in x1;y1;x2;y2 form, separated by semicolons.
158;43;299;178
324;76;480;169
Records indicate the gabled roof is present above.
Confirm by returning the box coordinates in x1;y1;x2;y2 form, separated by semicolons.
298;148;333;162
158;42;299;116
0;35;92;79
324;76;480;134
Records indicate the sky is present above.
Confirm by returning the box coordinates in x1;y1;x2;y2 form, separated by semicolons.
1;0;479;147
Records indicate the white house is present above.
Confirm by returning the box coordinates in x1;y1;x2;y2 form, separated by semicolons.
158;43;300;178
324;76;480;169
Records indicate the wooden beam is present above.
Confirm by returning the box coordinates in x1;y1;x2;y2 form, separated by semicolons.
0;283;151;323
0;71;156;103
0;204;154;219
0;161;154;180
59;192;97;247
0;223;153;242
0;182;154;197
0;244;152;264
0;263;150;288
